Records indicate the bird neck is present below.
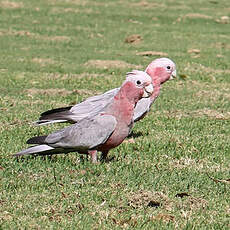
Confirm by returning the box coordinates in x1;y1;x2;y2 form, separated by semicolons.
146;67;169;85
115;82;142;106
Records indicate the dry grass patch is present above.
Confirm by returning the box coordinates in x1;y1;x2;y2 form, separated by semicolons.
48;0;87;6
72;89;102;97
151;213;175;223
184;63;230;79
212;42;230;50
25;88;72;96
51;7;98;14
18;99;45;105
179;196;207;212
32;58;57;66
192;109;230;120
168;156;228;173
25;87;102;100
0;1;23;8
183;13;213;19
163;109;230;120
84;60;142;69
43;72;110;80
0;29;71;43
127;189;208;226
43;35;71;42
0;29;35;37
195;89;230;102
130;1;165;8
31;34;71;42
176;13;213;23
128;190;172;211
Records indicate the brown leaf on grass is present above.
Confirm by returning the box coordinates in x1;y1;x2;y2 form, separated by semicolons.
188;49;200;54
215;16;229;24
125;34;142;44
136;51;168;57
179;74;188;79
207;174;230;184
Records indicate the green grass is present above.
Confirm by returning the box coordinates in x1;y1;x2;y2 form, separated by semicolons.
0;0;230;229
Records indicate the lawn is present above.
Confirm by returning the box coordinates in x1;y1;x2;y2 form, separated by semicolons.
0;0;230;229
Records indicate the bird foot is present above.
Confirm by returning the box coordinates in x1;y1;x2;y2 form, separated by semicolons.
88;150;98;163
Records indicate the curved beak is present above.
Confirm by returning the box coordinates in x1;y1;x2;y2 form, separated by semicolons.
170;70;177;80
142;83;154;98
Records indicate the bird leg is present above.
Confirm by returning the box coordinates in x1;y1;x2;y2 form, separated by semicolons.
100;151;109;161
88;150;98;163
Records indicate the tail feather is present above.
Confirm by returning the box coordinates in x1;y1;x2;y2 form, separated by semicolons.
33;106;75;126
13;144;55;157
41;106;72;117
33;119;68;126
27;135;47;144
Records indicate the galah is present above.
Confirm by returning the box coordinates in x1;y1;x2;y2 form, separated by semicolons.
35;57;176;125
14;71;154;162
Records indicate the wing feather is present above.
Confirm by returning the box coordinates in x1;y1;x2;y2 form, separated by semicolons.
44;114;117;151
133;98;152;122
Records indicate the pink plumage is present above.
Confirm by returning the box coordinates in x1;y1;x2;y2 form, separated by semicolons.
14;71;153;162
34;58;176;126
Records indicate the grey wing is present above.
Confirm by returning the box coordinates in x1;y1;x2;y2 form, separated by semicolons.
69;88;120;121
133;98;152;122
45;114;117;150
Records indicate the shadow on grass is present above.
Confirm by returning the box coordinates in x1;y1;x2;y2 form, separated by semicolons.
128;131;144;138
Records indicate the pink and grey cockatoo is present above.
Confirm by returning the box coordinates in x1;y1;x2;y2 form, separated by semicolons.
34;58;176;125
14;71;154;162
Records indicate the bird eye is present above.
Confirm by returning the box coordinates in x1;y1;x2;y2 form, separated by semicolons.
167;66;171;69
136;80;141;85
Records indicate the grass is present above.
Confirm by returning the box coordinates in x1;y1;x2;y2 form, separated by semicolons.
0;0;230;229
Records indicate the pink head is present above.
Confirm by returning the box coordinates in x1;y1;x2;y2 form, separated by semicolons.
119;70;154;104
145;58;176;85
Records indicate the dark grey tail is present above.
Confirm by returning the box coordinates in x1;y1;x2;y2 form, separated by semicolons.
41;106;72;117
34;106;74;126
27;135;47;144
13;144;56;157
